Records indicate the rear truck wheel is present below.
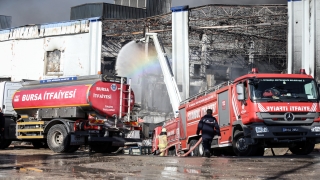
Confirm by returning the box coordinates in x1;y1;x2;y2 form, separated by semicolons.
289;141;315;155
189;139;201;156
168;148;177;156
0;139;12;149
47;124;70;153
32;141;49;149
198;142;204;156
232;131;257;156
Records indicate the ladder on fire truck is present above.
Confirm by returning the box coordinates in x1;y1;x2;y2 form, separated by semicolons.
141;33;182;118
180;81;233;105
118;77;131;122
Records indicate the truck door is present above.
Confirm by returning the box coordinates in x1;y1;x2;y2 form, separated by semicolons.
2;82;22;115
218;90;231;145
179;108;187;140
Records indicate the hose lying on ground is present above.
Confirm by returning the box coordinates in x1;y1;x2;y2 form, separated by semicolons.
176;137;202;157
155;141;181;156
156;138;203;157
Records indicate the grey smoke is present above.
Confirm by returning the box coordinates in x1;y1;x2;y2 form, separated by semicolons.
0;0;287;27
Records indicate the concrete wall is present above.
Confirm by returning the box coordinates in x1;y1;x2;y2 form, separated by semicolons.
288;0;320;81
0;18;102;81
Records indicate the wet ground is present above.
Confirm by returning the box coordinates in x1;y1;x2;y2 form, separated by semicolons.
0;146;319;179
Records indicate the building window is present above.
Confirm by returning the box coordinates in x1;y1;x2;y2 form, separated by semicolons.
194;64;201;76
45;50;62;76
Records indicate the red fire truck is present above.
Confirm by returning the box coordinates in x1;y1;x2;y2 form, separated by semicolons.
0;74;141;153
153;68;320;156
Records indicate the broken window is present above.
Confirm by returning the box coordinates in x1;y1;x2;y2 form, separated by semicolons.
194;64;201;77
45;50;62;75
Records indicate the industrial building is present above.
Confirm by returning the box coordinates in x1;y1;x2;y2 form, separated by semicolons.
0;1;288;127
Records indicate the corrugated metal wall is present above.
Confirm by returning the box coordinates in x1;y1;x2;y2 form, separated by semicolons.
114;0;146;8
0;15;11;29
146;0;171;17
70;3;104;20
103;3;146;19
70;3;146;20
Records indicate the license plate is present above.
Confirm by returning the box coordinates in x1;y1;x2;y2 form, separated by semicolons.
282;128;299;132
70;135;85;145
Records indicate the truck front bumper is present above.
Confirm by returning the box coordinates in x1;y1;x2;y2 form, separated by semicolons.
247;122;320;144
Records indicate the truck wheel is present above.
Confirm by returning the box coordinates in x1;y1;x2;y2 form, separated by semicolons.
32;141;48;149
198;142;204;156
168;148;177;156
189;139;200;156
232;131;256;156
0;139;12;149
289;141;315;155
47;124;70;153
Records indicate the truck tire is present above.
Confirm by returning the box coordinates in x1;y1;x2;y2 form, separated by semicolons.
47;124;70;153
232;131;257;156
198;142;204;156
0;139;12;149
189;139;201;156
289;141;315;155
168;148;177;156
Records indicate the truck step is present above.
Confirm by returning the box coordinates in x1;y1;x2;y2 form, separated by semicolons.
17;135;44;139
17;122;45;125
17;129;44;132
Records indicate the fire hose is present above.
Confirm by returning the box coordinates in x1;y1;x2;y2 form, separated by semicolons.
156;137;202;157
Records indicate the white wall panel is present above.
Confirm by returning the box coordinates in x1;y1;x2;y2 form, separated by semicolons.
288;0;320;81
0;18;101;82
172;6;189;100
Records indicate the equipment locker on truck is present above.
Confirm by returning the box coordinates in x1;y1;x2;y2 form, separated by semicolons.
0;74;141;153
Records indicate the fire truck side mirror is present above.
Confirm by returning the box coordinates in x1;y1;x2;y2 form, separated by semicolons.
236;84;245;101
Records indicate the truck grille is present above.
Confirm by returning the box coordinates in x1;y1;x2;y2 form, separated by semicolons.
258;112;316;122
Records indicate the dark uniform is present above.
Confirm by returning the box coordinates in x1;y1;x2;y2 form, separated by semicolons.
196;109;221;157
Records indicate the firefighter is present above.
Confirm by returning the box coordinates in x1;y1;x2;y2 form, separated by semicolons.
196;109;221;158
0;108;4;138
263;88;280;99
158;128;168;156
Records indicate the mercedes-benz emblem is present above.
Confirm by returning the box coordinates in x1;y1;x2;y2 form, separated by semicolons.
284;112;295;121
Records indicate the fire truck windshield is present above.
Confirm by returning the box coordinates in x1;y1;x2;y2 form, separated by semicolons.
249;78;319;102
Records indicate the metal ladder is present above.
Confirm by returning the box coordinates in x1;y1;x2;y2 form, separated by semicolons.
180;81;233;105
118;77;132;125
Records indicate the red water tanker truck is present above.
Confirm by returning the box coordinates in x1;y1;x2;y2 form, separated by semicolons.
0;74;140;153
